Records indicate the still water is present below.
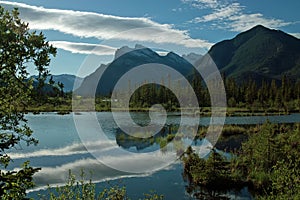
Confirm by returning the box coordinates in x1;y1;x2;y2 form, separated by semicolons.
9;112;300;199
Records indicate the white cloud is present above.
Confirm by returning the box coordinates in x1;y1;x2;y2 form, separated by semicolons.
0;1;212;49
31;150;177;185
186;0;291;32
290;33;300;39
50;41;117;55
172;7;183;12
182;0;219;9
32;158;134;187
9;140;179;188
192;3;242;23
9;140;114;159
9;140;176;188
228;13;291;32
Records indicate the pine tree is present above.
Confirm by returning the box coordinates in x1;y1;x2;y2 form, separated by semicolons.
0;7;56;198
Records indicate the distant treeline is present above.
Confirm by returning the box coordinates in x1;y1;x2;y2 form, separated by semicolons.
109;75;300;112
28;74;300;113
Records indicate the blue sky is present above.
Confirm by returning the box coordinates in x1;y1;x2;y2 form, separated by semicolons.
0;0;299;77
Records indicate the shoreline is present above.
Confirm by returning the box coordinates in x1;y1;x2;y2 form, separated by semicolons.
22;107;299;117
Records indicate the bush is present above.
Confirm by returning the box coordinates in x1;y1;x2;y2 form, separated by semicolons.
39;170;164;200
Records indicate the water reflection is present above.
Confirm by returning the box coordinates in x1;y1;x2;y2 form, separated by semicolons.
20;112;300;199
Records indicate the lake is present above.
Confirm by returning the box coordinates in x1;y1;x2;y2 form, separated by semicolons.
9;112;300;199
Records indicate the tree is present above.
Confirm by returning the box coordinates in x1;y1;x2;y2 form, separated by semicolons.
182;147;241;199
0;6;56;199
238;122;300;197
57;81;64;97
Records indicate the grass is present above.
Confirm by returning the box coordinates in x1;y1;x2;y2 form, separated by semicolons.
222;125;247;136
22;97;299;117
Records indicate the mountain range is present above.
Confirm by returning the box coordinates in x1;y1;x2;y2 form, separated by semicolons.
75;45;196;96
55;25;300;95
31;74;83;92
208;25;300;83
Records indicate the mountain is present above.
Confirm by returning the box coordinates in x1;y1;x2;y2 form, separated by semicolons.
76;45;195;96
182;53;202;65
31;74;83;92
76;25;300;97
208;25;300;83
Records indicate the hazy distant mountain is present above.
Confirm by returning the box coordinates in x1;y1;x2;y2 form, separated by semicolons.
31;74;83;92
182;53;202;65
208;25;300;83
76;45;195;96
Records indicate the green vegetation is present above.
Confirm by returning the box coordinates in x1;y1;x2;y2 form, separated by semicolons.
1;5;299;200
0;7;164;198
0;6;56;199
239;122;300;196
39;170;164;200
14;44;300;115
208;25;300;83
73;74;300;115
15;61;300;115
101;74;300;113
115;124;251;156
182;147;244;199
182;122;300;199
28;74;300;116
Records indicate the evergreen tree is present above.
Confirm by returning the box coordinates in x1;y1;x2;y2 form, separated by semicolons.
0;7;56;198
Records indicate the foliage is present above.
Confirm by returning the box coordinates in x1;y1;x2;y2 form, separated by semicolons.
40;170;164;200
220;125;246;136
208;25;300;83
182;122;300;199
263;156;300;200
0;6;56;198
24;74;300;113
239;122;300;198
182;147;243;199
92;74;300;113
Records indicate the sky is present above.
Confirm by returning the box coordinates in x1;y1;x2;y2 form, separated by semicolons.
0;0;299;77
